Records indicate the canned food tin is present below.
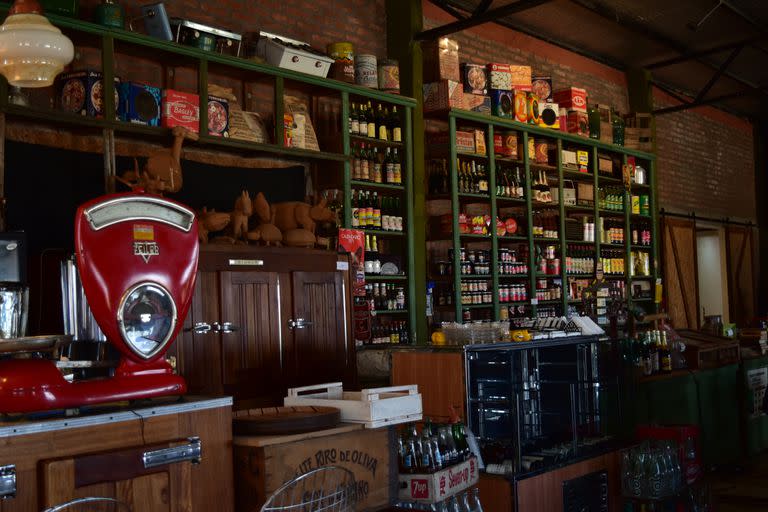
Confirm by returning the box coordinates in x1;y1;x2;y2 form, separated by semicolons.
640;195;650;215
377;59;399;93
355;54;378;88
631;195;640;214
327;42;355;83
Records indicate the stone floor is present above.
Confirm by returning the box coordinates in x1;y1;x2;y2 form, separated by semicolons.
712;456;768;511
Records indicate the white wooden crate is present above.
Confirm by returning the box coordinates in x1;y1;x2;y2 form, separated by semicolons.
284;382;422;428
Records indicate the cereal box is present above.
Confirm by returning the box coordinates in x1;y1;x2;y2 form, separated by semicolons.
162;89;200;132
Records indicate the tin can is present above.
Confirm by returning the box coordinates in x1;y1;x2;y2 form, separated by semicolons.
631;195;640;214
640;195;650;215
355;54;378;89
327;42;355;83
535;140;549;164
377;59;399;93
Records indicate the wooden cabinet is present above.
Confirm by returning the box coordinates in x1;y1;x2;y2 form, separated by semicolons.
171;246;356;406
0;398;233;512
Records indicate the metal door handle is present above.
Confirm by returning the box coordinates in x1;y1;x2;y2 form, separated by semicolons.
184;322;212;334
212;322;239;334
143;437;202;468
288;318;313;330
0;465;15;499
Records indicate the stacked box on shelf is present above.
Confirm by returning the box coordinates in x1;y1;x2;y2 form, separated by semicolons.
624;113;653;152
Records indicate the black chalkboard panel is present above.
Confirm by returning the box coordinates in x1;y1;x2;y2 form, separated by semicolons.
4;140;305;252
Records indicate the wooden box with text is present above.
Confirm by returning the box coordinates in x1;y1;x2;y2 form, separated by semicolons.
233;425;394;511
398;456;479;503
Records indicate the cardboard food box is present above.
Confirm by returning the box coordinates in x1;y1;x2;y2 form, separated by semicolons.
527;92;540;125
398;457;479;503
58;70;119;118
423;80;463;112
461;63;488;95
473;129;487;155
577;150;590;172
566;110;589;137
532;75;553;101
162;89;200;132
537;101;560;129
427;130;475;153
598;155;614;175
490;89;514;118
118;81;161;126
510;65;532;91
207;95;230;137
487;63;512;90
463;93;491;114
577;182;594;205
514;90;528;123
494;131;518;158
423;38;460;82
553;87;588;113
561;149;578;170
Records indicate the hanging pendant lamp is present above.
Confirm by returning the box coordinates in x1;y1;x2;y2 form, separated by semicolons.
0;0;74;88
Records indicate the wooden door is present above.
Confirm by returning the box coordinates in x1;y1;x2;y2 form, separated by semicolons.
288;271;348;387
173;271;223;395
219;271;283;403
661;217;700;329
726;225;757;326
41;442;193;511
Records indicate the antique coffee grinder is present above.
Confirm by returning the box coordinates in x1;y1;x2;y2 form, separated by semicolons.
0;192;198;413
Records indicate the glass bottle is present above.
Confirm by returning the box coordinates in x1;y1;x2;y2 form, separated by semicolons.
366;101;376;138
391;105;402;142
358;103;368;137
587;104;600;140
612;109;625;146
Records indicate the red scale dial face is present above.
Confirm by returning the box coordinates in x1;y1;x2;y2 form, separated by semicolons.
74;193;199;362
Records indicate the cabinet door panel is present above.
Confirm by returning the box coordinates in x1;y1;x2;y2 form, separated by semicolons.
220;271;282;401
290;272;347;387
175;271;223;395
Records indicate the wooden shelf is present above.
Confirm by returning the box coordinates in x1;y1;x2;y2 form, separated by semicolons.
360;229;405;237
365;275;407;281
373;309;409;315
350;180;405;191
457;151;488;160
350;134;404;148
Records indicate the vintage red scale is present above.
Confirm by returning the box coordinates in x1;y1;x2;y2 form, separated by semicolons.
0;193;199;413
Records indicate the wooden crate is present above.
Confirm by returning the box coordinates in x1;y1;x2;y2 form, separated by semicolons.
624;113;653;151
678;330;741;369
595;104;613;144
233;425;393;511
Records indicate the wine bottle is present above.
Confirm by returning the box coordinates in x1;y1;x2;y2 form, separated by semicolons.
377;104;389;141
390;105;401;142
366;101;376;138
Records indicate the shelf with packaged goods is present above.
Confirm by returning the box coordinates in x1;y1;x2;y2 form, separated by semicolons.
630;245;653;251
499;274;531;279
350;180;406;192
429;109;656;324
365;275;408;281
349;134;404;148
457;151;488;160
495;196;527;205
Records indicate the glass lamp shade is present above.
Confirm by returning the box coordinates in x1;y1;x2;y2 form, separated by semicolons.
0;11;74;88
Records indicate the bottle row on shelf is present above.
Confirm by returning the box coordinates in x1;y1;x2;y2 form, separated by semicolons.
348;100;403;142
351;190;404;231
351;144;403;184
369;321;411;345
364;282;406;311
395;489;483;512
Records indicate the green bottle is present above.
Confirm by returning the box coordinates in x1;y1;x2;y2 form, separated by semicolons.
95;0;125;29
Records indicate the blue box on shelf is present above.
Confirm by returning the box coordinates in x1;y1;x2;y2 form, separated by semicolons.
118;82;162;126
491;89;514;118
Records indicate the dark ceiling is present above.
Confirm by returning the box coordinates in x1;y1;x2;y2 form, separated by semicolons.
427;0;768;120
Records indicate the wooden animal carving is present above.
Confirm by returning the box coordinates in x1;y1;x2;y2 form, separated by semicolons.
248;192;282;245
272;197;336;248
230;190;253;241
198;207;230;244
117;126;199;194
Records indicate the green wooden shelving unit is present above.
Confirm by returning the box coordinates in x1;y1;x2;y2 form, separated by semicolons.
0;6;419;342
427;109;658;323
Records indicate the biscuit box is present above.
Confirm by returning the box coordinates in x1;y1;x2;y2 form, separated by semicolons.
461;63;488;95
207;95;230;137
118;82;161;126
487;63;512;90
553;87;588;113
509;65;532;91
423;38;460;82
531;75;553;101
162;89;200;132
423;80;463;112
566;111;590;137
490;89;514;118
58;70;120;118
463;93;491;114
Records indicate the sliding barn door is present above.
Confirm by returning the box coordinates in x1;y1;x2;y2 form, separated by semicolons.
726;225;757;326
661;217;700;329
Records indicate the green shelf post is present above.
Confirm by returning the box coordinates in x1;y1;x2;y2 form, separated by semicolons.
623;153;632;308
557;139;566;313
523;131;536;316
197;58;208;137
101;35;116;122
341;91;351;228
650;158;659;313
405;106;417;342
449;115;462;322
488;124;499;320
592;147;601;266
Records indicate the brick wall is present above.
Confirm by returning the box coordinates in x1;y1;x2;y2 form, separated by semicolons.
653;92;755;221
78;0;387;58
423;2;756;221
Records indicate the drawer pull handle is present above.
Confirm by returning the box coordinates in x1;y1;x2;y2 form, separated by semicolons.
288;318;313;330
213;322;239;334
143;437;202;468
0;465;14;499
184;322;212;334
